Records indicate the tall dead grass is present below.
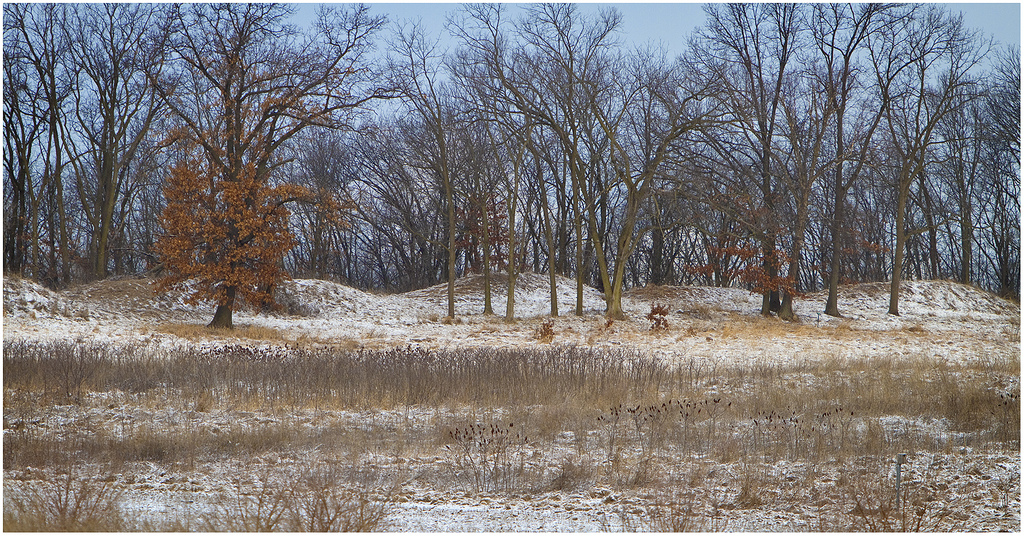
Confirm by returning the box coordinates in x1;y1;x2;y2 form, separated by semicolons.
5;340;1018;469
4;341;676;412
3;339;1017;528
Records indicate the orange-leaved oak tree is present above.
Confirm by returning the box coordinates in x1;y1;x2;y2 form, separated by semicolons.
154;146;312;328
151;4;390;327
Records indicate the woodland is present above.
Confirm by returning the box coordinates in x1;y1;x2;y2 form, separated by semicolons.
3;3;1020;327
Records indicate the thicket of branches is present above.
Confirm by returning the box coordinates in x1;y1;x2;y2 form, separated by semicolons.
4;3;1019;323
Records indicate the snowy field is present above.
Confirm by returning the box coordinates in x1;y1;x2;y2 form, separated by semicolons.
3;273;1020;531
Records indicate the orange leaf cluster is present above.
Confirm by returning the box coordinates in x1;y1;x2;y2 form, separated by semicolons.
154;145;310;309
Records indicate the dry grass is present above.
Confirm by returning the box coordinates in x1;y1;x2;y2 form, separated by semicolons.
3;469;126;531
710;313;945;342
153;322;290;342
3;339;1018;530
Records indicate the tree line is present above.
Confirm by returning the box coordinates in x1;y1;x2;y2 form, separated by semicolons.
4;3;1019;326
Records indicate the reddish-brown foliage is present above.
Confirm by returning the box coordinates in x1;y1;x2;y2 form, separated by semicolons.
154;143;313;311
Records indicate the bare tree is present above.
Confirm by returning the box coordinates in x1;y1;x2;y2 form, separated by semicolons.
453;3;615;316
977;45;1021;298
695;3;801;316
388;21;462;319
3;11;46;275
349;123;449;291
6;3;76;286
63;4;169;279
812;3;895;317
590;46;727;318
877;8;986;315
774;62;836;321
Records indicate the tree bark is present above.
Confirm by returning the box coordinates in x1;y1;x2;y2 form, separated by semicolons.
209;285;236;328
888;174;910;316
481;193;493;315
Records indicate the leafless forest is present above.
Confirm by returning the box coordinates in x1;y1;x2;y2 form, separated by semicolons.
4;4;1021;531
3;3;1019;322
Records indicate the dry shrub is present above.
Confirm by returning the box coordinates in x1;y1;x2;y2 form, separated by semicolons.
639;484;727;532
549;455;595;491
839;458;958;532
534;319;555;342
3;471;125;531
204;465;393;532
680;303;716;320
443;421;531;493
207;471;290;532
647;304;670;332
288;465;393;532
587;318;616;344
735;466;766;508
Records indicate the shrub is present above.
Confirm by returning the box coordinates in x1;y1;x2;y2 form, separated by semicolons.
647;304;670;331
534;319;555;342
3;470;125;531
444;421;530;493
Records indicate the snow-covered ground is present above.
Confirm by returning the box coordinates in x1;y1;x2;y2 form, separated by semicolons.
3;273;1020;531
4;272;1018;367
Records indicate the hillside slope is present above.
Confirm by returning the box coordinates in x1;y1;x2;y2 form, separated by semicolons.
3;273;1018;368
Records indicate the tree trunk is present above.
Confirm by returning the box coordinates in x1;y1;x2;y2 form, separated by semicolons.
505;149;522;321
779;207;808;322
888;176;909;316
539;165;558;317
960;206;972;285
572;167;584;316
482;194;493;315
825;110;847;318
506;227;517;322
208;285;236;328
447;187;457;320
651;224;665;286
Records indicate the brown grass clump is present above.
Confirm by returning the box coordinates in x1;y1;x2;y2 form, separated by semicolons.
548;455;596;491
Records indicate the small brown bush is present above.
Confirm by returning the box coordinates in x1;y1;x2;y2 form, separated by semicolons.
534;319;555;343
647;304;670;332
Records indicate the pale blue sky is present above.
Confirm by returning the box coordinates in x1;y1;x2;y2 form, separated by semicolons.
294;2;1021;52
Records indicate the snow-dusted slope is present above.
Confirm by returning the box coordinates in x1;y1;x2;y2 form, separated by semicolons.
3;273;1019;366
